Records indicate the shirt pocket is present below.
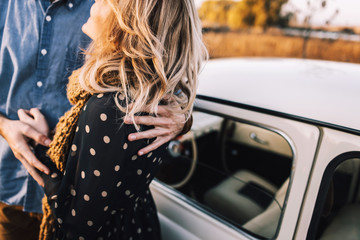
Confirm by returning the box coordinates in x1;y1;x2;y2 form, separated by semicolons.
62;47;85;83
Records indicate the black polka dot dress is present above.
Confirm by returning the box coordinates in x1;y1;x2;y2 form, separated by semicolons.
36;93;166;240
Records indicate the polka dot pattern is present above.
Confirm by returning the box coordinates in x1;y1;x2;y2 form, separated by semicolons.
90;148;96;156
41;93;164;239
70;189;76;196
100;113;107;121
103;136;110;144
94;170;101;176
72;144;77;151
84;194;90;201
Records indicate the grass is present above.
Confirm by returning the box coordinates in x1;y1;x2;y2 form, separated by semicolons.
203;31;360;63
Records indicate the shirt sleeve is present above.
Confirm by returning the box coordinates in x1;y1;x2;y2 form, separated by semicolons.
39;94;159;239
0;1;8;48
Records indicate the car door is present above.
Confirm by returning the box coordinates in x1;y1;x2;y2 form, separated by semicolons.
151;97;320;240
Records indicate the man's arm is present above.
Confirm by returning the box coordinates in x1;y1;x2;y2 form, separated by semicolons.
0;110;51;186
0;1;9;47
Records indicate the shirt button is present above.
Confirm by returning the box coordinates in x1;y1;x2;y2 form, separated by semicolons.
68;3;73;8
37;81;43;88
41;49;47;56
46;15;52;22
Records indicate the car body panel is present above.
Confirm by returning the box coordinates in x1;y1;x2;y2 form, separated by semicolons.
197;58;360;132
295;128;360;239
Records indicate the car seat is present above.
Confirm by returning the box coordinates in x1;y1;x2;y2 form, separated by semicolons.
204;169;289;238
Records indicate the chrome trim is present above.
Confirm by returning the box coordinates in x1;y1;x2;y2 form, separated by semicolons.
151;179;258;240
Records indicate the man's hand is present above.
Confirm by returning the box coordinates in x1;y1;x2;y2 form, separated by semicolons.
124;105;186;156
0;109;51;187
18;108;50;137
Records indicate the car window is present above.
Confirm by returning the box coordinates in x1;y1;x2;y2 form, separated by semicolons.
309;157;360;240
156;111;294;239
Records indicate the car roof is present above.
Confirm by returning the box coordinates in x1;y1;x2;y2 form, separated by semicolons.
197;58;360;133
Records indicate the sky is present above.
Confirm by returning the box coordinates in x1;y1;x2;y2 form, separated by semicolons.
194;0;360;27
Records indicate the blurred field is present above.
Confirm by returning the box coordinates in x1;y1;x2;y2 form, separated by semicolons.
203;31;360;63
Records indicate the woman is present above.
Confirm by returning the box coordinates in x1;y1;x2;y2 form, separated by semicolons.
18;0;207;239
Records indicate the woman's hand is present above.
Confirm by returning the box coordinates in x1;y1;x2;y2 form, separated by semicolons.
124;104;186;156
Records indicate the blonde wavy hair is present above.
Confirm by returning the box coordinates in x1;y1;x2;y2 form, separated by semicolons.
78;0;208;123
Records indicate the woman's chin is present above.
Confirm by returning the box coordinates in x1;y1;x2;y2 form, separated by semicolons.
81;23;92;39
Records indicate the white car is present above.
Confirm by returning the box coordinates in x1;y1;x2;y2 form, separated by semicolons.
151;58;360;240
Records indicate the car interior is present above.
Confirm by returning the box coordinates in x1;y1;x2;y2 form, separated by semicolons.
156;111;294;239
316;158;360;240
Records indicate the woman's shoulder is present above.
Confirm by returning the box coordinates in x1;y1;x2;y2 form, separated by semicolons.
89;92;116;105
86;92;126;109
84;92;126;119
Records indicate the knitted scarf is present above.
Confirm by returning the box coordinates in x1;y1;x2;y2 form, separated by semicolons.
39;69;91;240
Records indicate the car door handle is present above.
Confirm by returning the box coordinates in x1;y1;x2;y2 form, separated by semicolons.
250;132;269;145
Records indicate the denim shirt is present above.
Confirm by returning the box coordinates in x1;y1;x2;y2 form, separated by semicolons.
0;0;92;213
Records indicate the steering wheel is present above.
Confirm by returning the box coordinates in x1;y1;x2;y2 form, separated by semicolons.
156;131;198;189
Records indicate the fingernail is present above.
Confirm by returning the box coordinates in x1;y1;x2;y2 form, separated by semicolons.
129;135;136;141
44;139;51;146
138;151;144;156
44;169;50;175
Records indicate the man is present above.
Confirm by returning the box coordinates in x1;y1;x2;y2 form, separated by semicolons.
0;1;189;239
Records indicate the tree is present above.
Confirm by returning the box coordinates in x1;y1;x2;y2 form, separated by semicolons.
198;1;236;27
198;0;289;30
228;0;288;30
227;1;256;29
